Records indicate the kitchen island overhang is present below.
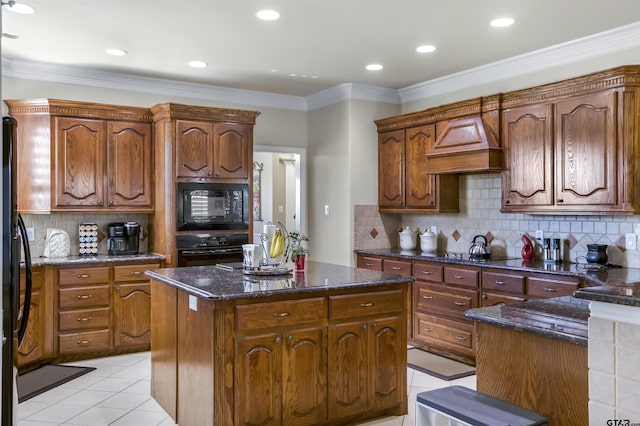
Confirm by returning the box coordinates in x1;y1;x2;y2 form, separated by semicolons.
146;261;412;426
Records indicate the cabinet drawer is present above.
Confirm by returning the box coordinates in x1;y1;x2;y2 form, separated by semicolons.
413;262;443;283
415;283;477;320
527;275;579;298
444;266;479;289
414;313;474;353
58;330;110;354
59;285;110;309
357;256;383;271
59;307;110;331
481;292;525;307
59;267;110;286
329;289;403;320
113;263;159;282
482;270;525;294
383;259;412;276
236;298;325;331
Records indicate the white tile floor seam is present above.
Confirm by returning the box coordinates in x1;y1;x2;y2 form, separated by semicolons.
18;351;476;425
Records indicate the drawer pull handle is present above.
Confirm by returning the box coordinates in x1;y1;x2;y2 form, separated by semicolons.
273;312;290;317
544;287;558;293
360;302;375;307
422;295;433;300
391;266;401;270
423;327;433;332
77;317;92;321
454;274;465;280
130;271;143;275
454;301;466;306
76;295;92;299
495;281;506;285
422;271;432;275
365;262;374;267
77;340;92;345
77;274;90;278
454;335;467;341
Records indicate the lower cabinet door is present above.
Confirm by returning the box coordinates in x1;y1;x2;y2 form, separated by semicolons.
113;283;151;348
368;316;404;410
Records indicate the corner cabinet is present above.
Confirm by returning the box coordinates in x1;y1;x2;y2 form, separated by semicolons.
501;66;640;213
6;99;154;213
376;124;459;213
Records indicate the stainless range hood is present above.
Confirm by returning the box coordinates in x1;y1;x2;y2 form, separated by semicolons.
426;95;502;174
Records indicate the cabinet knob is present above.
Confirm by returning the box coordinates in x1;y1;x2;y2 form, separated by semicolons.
207;172;212;176
429;201;434;206
287;335;293;342
98;201;103;206
109;200;114;205
557;199;564;203
505;200;510;204
361;324;367;331
482;294;488;300
372;323;377;329
275;337;281;344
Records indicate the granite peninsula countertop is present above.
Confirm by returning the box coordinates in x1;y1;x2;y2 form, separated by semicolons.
145;260;413;300
356;248;640;307
27;252;165;267
465;296;590;345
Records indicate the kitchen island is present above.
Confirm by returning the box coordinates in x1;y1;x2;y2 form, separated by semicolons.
145;261;412;426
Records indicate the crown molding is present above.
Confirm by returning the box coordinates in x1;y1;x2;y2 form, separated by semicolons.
305;83;401;110
1;58;309;111
398;21;640;103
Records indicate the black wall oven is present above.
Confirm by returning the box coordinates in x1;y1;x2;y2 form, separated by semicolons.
176;182;249;231
176;233;248;267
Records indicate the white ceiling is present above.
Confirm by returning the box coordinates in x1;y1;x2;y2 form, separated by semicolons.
3;0;640;98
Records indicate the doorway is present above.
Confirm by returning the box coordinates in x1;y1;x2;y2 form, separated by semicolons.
252;146;306;242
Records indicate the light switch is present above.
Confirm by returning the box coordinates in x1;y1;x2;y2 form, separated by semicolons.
26;228;35;242
626;233;637;250
324;205;330;216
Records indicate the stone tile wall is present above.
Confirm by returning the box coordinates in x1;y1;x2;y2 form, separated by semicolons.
354;173;640;268
22;213;149;258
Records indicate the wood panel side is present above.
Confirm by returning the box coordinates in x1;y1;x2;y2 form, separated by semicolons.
150;279;178;421
475;323;588;426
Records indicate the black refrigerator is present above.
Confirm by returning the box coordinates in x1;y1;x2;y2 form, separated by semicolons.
2;116;33;424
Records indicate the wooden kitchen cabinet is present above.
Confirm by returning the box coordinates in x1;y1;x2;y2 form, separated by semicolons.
376;124;459;213
502;66;640;213
526;272;580;299
15;267;47;369
328;291;405;419
6;99;154;213
480;269;526;306
113;264;156;349
175;119;252;180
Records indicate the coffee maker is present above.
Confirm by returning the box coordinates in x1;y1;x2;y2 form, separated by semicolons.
107;222;140;255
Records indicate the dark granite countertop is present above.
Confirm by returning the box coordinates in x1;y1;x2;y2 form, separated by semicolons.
27;252;165;267
465;296;590;345
145;260;414;300
356;248;640;307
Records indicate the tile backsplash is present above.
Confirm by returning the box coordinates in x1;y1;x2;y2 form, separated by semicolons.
354;173;640;268
22;213;149;258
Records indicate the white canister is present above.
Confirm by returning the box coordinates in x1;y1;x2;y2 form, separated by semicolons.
420;228;438;253
399;226;417;250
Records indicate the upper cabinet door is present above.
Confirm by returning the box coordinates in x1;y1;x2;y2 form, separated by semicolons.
555;91;617;207
406;125;437;208
213;122;250;179
501;103;554;209
175;120;214;179
378;130;405;208
107;121;153;208
54;117;106;208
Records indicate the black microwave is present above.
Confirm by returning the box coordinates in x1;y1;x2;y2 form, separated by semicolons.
176;182;249;231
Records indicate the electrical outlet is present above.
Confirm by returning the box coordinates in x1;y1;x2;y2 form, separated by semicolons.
324;205;330;216
26;228;35;242
430;225;438;234
626;233;637;250
535;230;544;240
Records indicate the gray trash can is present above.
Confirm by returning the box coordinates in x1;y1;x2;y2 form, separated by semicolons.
416;386;548;426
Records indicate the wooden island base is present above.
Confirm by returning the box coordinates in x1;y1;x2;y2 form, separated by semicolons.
148;263;410;426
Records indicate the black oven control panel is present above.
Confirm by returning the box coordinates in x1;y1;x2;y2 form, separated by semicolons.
176;233;249;250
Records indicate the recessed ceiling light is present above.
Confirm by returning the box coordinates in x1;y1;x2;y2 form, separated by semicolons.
490;17;515;27
2;1;34;14
366;64;383;71
256;9;280;20
105;48;127;56
188;61;208;68
416;45;436;53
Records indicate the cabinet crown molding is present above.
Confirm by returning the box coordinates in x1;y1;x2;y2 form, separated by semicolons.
5;99;154;122
150;102;260;124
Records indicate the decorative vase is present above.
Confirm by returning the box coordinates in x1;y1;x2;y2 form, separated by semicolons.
586;244;608;265
294;254;306;271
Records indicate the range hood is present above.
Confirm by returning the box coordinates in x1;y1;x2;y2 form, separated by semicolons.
426;96;502;174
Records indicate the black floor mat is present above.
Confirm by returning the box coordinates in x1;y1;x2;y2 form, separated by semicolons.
17;364;96;403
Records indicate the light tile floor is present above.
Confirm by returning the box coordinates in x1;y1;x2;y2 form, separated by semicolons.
18;351;476;425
